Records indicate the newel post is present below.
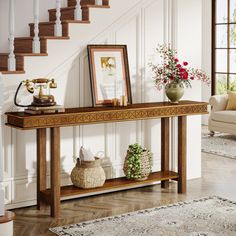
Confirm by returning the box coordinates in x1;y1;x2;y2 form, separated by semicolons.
8;0;16;71
33;0;40;53
74;0;82;20
54;0;62;37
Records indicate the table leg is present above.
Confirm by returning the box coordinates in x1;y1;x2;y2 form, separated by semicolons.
50;127;61;217
161;117;170;188
36;128;47;210
178;116;187;194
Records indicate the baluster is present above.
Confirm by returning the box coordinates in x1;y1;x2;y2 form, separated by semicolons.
74;0;82;20
95;0;103;5
54;0;62;37
8;0;16;71
33;0;40;53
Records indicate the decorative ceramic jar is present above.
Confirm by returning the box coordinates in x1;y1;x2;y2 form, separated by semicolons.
165;82;184;104
123;143;152;181
71;158;106;189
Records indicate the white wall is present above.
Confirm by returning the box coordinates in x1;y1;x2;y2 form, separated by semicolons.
0;73;4;215
0;0;205;209
202;0;212;125
176;0;203;179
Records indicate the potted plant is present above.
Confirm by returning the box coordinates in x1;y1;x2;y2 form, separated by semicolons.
149;45;210;103
123;143;152;181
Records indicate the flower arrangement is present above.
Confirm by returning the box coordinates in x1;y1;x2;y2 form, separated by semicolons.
149;45;210;90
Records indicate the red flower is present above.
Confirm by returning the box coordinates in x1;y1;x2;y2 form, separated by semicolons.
183;62;188;66
170;75;174;80
179;68;186;73
190;76;194;80
176;64;181;68
182;72;189;80
174;58;179;63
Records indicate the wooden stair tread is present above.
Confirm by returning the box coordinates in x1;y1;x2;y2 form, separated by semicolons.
0;53;48;56
15;36;70;40
29;20;90;26
82;4;110;8
48;4;110;12
0;70;25;74
63;20;90;23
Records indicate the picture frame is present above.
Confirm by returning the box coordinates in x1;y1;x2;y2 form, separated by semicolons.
87;45;132;107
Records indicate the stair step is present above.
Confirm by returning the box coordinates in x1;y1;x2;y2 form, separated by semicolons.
0;54;24;72
81;5;110;21
0;70;25;75
63;20;90;23
14;36;69;54
29;22;69;37
68;0;92;7
49;6;75;21
29;20;90;37
14;37;47;54
49;5;110;21
68;0;109;7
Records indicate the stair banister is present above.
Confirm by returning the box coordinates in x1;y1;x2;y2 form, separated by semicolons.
74;0;82;20
54;0;62;37
8;0;16;71
95;0;103;5
33;0;40;53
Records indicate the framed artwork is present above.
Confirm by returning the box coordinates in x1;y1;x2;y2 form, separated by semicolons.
87;45;132;107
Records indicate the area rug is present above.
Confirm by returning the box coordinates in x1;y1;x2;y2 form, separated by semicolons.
202;133;236;159
50;196;236;236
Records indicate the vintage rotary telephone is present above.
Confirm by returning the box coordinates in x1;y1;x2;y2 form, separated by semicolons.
14;78;57;108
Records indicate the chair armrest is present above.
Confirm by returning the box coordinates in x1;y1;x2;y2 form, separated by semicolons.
209;94;228;112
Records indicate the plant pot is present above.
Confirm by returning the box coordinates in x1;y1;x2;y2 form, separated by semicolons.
123;150;152;181
165;82;184;104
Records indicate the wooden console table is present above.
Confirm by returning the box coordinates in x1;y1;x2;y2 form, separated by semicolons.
6;101;208;217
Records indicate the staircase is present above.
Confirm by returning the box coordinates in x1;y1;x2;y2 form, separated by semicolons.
0;0;110;75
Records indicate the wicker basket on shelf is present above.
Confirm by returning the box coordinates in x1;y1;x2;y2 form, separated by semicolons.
123;143;152;181
71;158;106;189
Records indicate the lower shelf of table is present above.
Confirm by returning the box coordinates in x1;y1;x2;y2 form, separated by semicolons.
40;171;179;204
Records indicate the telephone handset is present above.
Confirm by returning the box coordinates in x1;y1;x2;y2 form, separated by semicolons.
14;78;57;108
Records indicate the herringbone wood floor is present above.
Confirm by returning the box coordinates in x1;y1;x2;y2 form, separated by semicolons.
12;151;236;236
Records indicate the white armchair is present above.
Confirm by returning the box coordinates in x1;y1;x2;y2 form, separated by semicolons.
209;94;236;136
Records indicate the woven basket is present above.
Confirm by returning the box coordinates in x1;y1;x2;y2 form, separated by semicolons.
71;158;106;189
123;150;151;181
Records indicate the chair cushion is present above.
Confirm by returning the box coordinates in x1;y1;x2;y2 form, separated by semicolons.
212;110;236;124
226;91;236;110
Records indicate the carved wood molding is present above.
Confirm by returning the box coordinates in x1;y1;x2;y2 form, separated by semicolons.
6;101;208;130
